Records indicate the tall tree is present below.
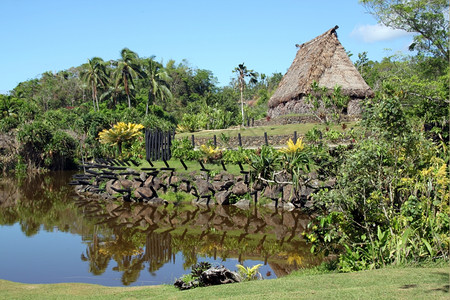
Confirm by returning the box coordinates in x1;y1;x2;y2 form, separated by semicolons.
81;57;107;111
114;48;143;108
233;63;257;126
144;58;172;115
360;0;449;59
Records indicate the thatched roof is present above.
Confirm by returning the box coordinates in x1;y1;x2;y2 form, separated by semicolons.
268;26;374;109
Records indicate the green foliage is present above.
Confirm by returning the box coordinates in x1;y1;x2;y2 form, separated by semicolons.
236;263;262;281
199;144;222;163
222;147;254;164
177;112;209;132
360;0;449;59
170;138;202;161
305;97;449;272
233;63;258;126
306;82;350;124
144;58;172;114
248;146;281;183
98;122;144;156
47;130;78;170
16;121;78;170
362;95;408;139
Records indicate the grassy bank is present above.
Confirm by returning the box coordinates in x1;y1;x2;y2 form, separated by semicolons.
1;265;448;299
176;122;356;140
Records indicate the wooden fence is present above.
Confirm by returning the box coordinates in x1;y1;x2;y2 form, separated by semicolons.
189;131;300;148
145;129;175;161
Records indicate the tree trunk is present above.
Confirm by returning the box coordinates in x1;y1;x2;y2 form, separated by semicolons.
91;82;96;111
240;84;245;127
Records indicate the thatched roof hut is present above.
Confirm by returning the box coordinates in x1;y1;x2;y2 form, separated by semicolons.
268;26;374;118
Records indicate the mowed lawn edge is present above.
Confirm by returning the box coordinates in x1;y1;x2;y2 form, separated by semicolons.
0;265;448;300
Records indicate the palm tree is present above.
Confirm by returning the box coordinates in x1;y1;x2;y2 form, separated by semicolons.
81;57;107;111
144;58;172;115
100;85;125;108
114;48;143;108
233;63;258;126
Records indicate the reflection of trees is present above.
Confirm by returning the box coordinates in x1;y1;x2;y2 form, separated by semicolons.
76;196;324;284
1;173;323;285
81;232;111;275
144;232;172;273
0;173;90;236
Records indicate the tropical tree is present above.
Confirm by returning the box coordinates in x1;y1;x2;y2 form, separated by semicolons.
233;63;257;126
100;85;124;108
360;0;449;59
144;58;172;115
81;57;107;111
114;48;143;108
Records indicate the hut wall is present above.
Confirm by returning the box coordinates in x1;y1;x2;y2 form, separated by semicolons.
347;99;362;116
267;96;313;118
267;96;363;119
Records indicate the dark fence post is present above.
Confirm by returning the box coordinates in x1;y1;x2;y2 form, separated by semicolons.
145;129;175;161
293;131;297;142
191;134;195;148
238;133;242;147
213;135;217;147
264;132;268;146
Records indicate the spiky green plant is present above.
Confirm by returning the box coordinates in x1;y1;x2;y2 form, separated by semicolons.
236;263;263;281
98;122;144;155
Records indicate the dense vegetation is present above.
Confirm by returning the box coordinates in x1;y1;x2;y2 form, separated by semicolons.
0;0;447;276
0;52;282;170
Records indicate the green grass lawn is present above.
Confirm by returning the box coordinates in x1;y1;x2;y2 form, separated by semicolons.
1;265;447;299
176;122;357;140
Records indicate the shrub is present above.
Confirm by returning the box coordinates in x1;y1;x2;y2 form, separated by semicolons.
236;264;262;281
98;122;144;156
222;147;254;164
171;137;202;161
16;121;78;170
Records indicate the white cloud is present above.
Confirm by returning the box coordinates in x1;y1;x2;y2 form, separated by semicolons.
351;24;413;43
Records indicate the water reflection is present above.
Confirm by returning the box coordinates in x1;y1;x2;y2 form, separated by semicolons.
0;173;322;286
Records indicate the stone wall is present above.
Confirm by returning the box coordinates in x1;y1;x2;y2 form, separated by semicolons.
73;165;336;210
267;96;363;119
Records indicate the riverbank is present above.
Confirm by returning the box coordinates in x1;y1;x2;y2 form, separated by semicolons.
1;264;448;299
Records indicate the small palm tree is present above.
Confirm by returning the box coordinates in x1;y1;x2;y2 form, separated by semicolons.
81;57;107;111
144;58;172;115
236;264;262;281
114;48;144;108
98;122;144;155
233;63;258;126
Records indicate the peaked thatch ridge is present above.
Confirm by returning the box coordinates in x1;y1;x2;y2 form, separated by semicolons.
268;26;374;114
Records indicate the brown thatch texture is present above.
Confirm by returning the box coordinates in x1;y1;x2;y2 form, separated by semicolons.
268;26;374;110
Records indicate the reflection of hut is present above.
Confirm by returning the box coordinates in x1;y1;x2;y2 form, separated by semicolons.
268;25;374;118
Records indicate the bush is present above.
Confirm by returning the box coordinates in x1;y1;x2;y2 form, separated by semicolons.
171;138;202;161
17;121;78;170
304;98;449;271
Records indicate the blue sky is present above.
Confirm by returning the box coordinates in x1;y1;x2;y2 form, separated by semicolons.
0;0;414;94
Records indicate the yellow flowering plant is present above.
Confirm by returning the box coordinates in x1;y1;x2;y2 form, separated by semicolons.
279;138;305;154
199;144;222;162
98;122;144;155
